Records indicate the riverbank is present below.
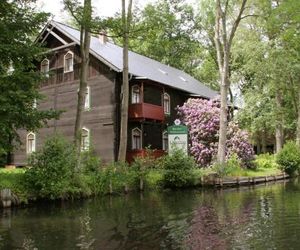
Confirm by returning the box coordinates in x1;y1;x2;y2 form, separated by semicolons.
0;165;289;208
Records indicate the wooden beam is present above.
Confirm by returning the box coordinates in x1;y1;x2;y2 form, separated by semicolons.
45;28;68;45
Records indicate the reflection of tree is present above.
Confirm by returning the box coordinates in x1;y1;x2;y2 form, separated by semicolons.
76;211;95;250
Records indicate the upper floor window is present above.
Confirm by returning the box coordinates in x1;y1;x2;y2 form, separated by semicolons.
64;51;74;73
81;127;90;151
131;85;141;104
85;86;90;110
41;58;49;77
132;128;142;150
26;132;36;154
162;131;168;151
163;93;170;114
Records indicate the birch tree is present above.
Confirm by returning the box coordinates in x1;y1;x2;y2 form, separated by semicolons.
214;0;248;164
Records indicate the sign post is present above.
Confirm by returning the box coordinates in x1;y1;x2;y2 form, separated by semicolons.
167;123;188;155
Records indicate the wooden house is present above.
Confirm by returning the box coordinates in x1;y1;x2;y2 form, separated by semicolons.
12;21;217;165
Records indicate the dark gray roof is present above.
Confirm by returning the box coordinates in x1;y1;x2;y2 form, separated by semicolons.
50;21;217;99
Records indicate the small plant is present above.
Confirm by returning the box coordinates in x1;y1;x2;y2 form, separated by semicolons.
161;148;196;188
276;141;300;176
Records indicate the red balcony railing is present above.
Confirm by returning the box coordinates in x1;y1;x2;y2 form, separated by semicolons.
126;149;166;163
128;103;164;121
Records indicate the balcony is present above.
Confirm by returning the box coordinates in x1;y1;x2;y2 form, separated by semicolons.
128;103;164;122
126;149;166;163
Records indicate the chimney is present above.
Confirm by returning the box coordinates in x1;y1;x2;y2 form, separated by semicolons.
99;31;108;44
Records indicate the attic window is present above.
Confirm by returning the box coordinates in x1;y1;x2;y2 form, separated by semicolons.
179;76;187;82
64;51;74;73
158;69;168;75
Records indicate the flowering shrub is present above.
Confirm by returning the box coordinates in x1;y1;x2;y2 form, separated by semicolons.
177;98;254;167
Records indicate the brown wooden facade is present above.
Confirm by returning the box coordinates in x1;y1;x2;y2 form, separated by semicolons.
13;24;196;165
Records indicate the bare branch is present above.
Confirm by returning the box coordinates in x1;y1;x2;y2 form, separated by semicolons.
228;0;248;48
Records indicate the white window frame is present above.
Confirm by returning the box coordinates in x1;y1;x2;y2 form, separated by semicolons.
132;127;142;150
64;51;74;73
162;131;168;151
81;127;90;152
84;86;90;110
41;58;49;77
163;92;171;114
131;85;141;104
26;132;36;154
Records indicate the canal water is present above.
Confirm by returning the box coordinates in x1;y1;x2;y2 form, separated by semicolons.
1;179;300;250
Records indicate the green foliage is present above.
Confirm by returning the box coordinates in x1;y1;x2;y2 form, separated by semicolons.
276;141;300;176
254;154;278;169
25;136;76;199
161;148;196;188
0;168;29;203
80;149;101;173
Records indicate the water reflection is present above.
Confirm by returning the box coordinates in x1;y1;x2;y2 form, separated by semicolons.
0;179;300;249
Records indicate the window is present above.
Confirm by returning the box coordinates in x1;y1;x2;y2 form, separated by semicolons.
41;58;49;77
163;93;170;114
131;85;141;104
81;128;90;151
162;131;168;151
26;132;36;154
64;51;74;73
84;86;90;110
132;128;142;150
33;98;37;109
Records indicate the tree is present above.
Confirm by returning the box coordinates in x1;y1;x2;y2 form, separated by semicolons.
0;0;58;164
64;0;92;167
214;0;248;164
118;0;133;161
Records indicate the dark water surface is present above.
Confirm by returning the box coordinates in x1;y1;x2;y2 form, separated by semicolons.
1;179;300;250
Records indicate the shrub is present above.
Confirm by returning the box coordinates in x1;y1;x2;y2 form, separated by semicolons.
25;135;76;199
276;141;300;176
161;148;196;188
177;98;254;167
255;153;278;169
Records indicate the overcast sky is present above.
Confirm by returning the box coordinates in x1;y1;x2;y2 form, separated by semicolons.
36;0;157;21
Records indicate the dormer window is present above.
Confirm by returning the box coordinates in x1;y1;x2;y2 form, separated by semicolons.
132;128;142;150
41;58;49;77
163;93;170;114
64;51;74;73
131;85;141;104
26;132;36;154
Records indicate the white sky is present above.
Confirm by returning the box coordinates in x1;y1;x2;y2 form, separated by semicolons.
36;0;157;21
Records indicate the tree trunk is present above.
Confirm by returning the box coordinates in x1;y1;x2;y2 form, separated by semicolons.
261;130;267;153
118;0;133;162
74;0;91;168
275;91;284;153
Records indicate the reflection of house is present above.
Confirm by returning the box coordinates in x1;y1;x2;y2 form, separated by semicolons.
13;21;217;165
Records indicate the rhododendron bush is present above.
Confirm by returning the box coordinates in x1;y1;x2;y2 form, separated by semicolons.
177;98;254;167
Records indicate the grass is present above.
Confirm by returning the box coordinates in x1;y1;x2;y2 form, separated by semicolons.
226;166;282;177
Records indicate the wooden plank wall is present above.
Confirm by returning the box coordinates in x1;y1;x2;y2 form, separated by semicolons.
13;48;118;166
